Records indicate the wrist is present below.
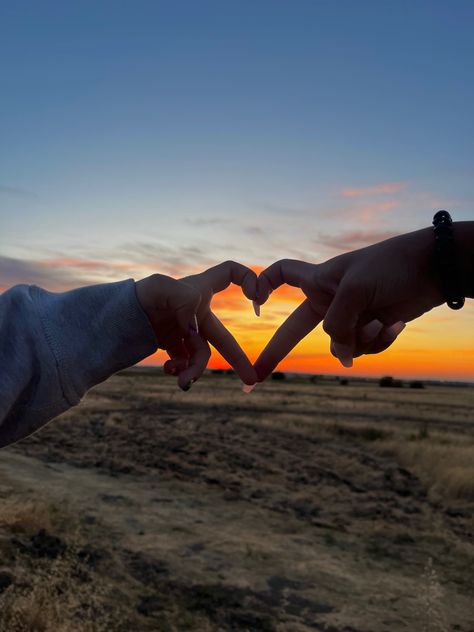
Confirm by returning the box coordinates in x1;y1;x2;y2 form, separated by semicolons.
134;277;161;336
452;221;474;299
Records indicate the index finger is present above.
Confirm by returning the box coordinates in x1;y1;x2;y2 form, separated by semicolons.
200;311;257;385
254;299;323;382
257;259;315;305
199;260;258;301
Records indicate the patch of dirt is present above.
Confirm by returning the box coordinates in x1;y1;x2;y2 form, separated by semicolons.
1;373;473;631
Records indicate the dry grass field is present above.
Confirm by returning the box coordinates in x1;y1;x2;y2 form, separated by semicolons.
0;370;473;631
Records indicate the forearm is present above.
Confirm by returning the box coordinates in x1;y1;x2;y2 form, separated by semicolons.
0;279;157;448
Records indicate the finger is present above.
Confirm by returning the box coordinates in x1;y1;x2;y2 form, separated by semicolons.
200;312;257;385
254;299;322;381
353;321;406;357
322;277;368;368
176;334;212;390
163;339;189;376
358;319;384;346
200;260;258;301
139;274;201;335
171;282;201;335
164;357;188;375
256;259;315;306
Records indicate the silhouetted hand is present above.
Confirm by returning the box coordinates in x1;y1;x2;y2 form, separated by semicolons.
253;227;445;381
136;261;258;389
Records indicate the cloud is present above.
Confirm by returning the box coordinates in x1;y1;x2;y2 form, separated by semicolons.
1;255;159;292
244;225;265;236
345;200;398;225
119;241;218;277
314;229;399;252
0;256;87;291
0;185;38;199
186;217;230;227
38;258;108;270
260;202;306;216
340;182;407;198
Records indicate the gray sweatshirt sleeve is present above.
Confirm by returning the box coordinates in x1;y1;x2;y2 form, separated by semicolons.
0;279;158;448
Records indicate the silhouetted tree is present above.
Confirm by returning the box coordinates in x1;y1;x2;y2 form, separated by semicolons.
409;380;425;389
271;371;286;381
379;376;403;388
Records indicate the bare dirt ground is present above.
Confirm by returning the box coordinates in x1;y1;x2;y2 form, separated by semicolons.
1;371;473;631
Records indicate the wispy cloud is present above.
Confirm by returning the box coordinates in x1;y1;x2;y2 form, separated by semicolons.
342;200;398;225
0;185;38;199
38;258;109;270
340;181;407;198
0;256;86;291
314;229;399;252
186;217;230;227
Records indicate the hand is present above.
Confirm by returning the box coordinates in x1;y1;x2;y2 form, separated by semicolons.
135;261;258;389
253;227;445;381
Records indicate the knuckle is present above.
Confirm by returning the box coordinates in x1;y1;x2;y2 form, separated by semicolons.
222;259;236;268
180;282;201;304
322;317;340;339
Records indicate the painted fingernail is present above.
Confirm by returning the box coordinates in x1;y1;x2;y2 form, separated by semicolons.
332;342;353;368
182;380;193;391
390;321;406;336
242;383;256;394
252;300;260;317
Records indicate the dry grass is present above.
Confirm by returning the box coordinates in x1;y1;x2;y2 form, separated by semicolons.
2;374;473;631
0;549;130;632
420;557;448;632
0;495;130;632
378;435;474;502
0;498;60;534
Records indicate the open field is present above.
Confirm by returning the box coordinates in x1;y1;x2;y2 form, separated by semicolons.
1;371;473;631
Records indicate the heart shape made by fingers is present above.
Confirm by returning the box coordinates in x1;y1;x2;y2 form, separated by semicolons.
159;261;261;387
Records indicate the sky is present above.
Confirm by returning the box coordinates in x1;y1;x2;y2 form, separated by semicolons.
1;0;473;380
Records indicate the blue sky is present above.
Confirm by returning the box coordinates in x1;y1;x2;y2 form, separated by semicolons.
1;0;473;289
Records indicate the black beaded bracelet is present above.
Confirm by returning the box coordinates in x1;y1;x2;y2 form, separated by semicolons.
432;210;465;310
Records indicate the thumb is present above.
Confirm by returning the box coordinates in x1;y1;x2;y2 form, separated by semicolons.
171;280;202;335
323;277;367;368
136;274;201;339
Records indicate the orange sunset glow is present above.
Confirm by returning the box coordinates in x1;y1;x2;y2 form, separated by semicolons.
141;282;474;382
3;1;474;385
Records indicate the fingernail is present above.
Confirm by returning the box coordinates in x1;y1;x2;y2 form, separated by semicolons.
182;380;193;392
390;321;406;336
188;315;199;336
252;300;260;317
242;383;256;394
332;342;353;368
360;319;384;343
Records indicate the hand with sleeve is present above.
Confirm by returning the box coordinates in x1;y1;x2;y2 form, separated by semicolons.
253;222;474;381
136;260;258;390
0;260;257;448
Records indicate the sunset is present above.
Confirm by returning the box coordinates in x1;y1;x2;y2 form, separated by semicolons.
1;2;473;382
2;3;474;629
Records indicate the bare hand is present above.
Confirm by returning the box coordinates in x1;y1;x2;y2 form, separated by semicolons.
136;261;258;389
253;227;444;381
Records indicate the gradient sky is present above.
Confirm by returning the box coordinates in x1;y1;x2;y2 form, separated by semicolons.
1;1;473;380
